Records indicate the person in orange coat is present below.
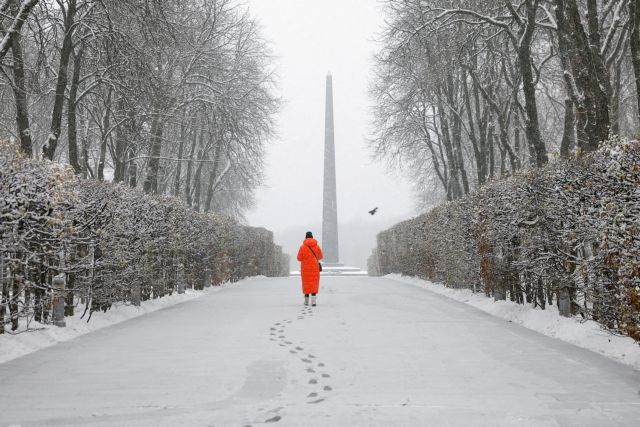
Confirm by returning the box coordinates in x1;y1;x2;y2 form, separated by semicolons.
297;231;323;306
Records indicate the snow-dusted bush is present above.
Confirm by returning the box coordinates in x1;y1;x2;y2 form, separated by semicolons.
371;138;640;341
0;141;288;333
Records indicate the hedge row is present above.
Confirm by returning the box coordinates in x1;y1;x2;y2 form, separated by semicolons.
0;142;288;333
370;138;640;341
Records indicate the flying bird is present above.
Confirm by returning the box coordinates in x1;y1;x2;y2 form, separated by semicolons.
368;207;378;216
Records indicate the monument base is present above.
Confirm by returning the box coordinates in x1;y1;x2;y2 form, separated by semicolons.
291;263;368;277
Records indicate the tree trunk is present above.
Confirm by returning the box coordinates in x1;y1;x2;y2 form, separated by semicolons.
518;0;548;166
192;150;206;212
128;162;137;188
81;114;91;178
43;0;77;160
97;88;112;181
437;97;461;200
422;121;448;193
114;108;133;183
560;99;575;159
518;36;549;167
184;128;199;207
143;113;164;193
33;267;44;323
113;124;127;183
610;64;622;136
10;32;32;156
629;0;640;126
204;141;223;212
173;123;186;197
463;71;486;186
556;0;611;154
431;105;450;195
514;127;521;163
585;0;612;138
497;118;519;173
452;114;469;195
498;142;506;177
476;95;490;183
555;9;579;159
488;125;496;179
9;271;20;331
67;46;83;173
445;75;469;195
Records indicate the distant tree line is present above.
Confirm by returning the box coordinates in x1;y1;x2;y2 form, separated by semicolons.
372;0;640;204
369;137;640;341
0;0;278;217
0;142;288;334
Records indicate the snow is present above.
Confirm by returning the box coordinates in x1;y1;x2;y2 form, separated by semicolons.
1;275;639;426
103;166;115;182
0;279;263;365
386;274;640;371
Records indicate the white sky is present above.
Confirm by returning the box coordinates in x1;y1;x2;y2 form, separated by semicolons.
244;0;416;265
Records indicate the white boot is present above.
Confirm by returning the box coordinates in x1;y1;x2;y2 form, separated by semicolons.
304;295;309;306
311;295;317;306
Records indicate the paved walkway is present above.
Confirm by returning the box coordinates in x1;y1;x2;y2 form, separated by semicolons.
1;276;639;426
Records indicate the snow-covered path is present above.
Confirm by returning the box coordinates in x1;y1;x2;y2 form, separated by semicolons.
1;276;639;427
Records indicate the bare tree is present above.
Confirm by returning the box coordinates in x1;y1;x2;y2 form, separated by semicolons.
0;0;40;62
372;0;639;203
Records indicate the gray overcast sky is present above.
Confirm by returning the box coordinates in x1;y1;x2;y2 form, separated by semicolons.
244;0;416;263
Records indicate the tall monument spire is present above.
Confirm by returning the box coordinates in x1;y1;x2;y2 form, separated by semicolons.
322;73;339;264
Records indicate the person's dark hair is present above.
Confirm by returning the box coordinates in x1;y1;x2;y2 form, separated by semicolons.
305;231;313;239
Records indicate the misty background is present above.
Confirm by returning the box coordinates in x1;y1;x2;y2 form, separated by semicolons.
245;0;416;270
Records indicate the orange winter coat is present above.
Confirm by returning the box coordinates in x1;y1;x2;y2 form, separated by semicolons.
297;238;323;294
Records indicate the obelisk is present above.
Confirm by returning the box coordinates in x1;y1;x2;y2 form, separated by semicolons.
322;73;340;264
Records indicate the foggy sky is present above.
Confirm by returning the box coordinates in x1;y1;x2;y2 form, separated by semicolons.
244;0;416;268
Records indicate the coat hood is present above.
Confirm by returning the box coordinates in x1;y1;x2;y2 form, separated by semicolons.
303;238;319;247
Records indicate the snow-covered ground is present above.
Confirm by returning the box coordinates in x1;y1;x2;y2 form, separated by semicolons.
1;276;639;426
386;274;640;371
0;280;254;365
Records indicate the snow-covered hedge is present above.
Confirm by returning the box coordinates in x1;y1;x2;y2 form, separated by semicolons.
370;138;640;341
0;142;288;333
